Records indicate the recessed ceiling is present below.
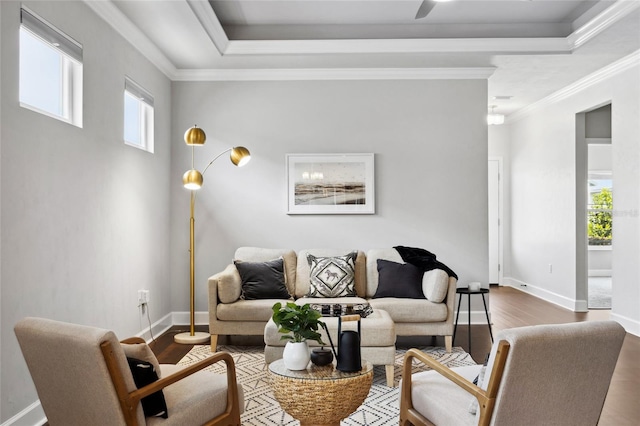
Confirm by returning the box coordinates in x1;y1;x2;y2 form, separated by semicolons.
92;0;640;117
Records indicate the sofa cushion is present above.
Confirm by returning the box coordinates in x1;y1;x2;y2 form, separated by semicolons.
373;259;426;299
217;299;290;321
422;269;449;303
235;258;291;300
296;249;366;298
369;298;448;322
234;248;297;295
307;251;357;298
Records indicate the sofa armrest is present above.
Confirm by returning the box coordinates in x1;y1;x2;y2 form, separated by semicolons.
208;264;242;330
444;276;458;327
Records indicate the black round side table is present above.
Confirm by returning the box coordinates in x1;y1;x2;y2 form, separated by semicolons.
452;287;493;354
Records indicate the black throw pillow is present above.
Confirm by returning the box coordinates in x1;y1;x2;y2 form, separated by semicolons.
373;259;426;299
235;257;291;300
126;357;168;418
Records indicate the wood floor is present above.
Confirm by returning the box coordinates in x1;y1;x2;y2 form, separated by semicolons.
150;286;639;425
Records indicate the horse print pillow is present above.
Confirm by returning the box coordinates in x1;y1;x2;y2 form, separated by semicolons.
307;251;357;298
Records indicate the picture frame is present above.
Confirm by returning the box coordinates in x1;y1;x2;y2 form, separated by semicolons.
286;153;375;214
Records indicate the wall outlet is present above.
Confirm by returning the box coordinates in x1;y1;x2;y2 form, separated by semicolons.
138;289;150;305
548;264;553;273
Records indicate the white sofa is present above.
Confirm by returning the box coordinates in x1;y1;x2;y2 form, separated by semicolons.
208;247;457;352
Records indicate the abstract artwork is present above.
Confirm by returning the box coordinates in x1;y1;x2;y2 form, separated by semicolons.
286;153;375;214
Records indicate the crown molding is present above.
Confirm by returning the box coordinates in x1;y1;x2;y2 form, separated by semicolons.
173;67;496;82
83;0;177;79
509;50;640;123
223;37;571;56
568;0;640;50
185;0;227;55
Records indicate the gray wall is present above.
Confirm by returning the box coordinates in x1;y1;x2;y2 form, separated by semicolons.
170;79;489;314
1;1;172;421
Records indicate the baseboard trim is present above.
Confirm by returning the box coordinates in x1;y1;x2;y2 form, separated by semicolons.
0;401;46;426
610;312;640;337
588;269;612;277
503;277;587;312
136;312;174;343
171;311;210;327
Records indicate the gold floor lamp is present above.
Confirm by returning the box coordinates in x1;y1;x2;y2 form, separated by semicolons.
174;125;251;344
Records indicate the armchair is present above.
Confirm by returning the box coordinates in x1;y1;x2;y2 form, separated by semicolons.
14;317;243;426
400;321;625;425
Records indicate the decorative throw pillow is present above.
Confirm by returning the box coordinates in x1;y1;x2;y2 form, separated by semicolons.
373;259;426;299
234;257;291;300
126;357;168;418
122;342;161;379
307;251;357;298
422;269;449;303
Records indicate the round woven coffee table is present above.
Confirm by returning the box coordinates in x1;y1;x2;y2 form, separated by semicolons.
268;359;373;426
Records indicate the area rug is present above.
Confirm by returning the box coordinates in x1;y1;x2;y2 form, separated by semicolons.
178;345;476;425
588;276;612;309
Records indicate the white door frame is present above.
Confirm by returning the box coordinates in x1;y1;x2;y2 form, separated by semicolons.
488;157;504;285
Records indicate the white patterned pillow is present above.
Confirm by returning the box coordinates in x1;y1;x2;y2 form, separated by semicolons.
307;252;357;298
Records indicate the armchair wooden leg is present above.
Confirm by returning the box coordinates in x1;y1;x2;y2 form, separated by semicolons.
445;335;452;353
210;335;219;352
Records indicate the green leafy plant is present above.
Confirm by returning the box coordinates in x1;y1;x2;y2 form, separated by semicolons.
271;302;325;344
588;188;613;245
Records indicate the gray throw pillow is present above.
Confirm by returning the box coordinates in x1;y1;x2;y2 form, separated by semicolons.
373;259;426;299
235;258;291;300
307;251;357;298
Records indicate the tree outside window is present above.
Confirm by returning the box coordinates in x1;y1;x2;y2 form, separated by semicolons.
588;186;612;246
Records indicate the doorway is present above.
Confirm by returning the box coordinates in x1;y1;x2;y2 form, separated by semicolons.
576;103;613;311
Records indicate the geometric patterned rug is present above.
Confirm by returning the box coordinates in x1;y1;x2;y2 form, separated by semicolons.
178;345;476;425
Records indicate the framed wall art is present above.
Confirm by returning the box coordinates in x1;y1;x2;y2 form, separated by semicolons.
286;153;375;214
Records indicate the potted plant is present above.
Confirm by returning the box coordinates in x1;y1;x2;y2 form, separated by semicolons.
272;302;325;370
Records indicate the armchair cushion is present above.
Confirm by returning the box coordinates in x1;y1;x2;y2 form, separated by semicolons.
235;258;290;300
410;365;481;426
373;259;425;299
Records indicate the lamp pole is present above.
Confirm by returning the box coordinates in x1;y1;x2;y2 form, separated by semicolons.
174;127;251;345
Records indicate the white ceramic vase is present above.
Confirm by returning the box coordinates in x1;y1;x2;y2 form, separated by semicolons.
282;341;310;370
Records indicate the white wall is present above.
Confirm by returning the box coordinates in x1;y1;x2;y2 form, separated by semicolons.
0;1;173;422
169;79;490;317
504;54;640;334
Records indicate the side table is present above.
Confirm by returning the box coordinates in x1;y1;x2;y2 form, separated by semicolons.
268;359;373;426
452;287;493;354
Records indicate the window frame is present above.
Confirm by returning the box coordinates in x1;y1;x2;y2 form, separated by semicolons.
19;7;83;127
124;77;155;153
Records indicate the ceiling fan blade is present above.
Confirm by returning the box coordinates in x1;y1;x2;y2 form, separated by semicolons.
415;0;437;19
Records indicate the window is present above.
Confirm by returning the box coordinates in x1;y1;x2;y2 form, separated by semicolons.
588;172;612;246
124;77;154;153
19;7;83;127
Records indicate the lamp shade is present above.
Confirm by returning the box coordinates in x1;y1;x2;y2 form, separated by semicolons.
184;126;206;146
183;169;203;189
230;146;251;167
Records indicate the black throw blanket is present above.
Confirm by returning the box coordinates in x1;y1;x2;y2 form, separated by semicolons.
394;245;458;280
